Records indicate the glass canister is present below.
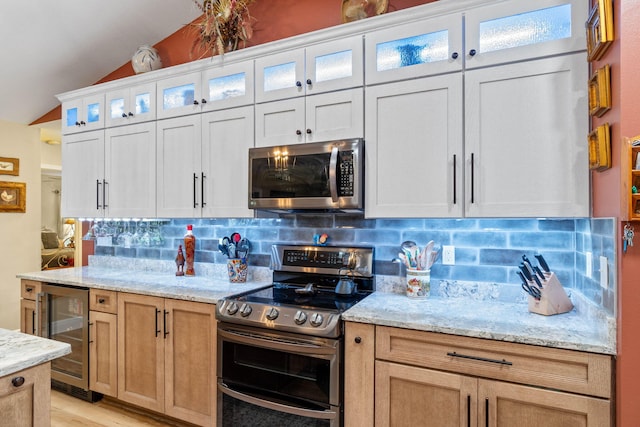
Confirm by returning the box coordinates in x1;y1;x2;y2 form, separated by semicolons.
406;269;430;298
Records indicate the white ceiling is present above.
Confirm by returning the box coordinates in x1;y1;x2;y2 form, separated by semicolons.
0;1;201;126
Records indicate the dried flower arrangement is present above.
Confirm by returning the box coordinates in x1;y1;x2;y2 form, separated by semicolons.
190;0;255;59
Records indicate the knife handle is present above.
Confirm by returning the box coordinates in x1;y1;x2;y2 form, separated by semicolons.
518;264;532;281
535;254;550;272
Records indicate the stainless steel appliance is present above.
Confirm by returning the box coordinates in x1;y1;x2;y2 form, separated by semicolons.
36;283;100;401
248;139;364;212
217;244;374;427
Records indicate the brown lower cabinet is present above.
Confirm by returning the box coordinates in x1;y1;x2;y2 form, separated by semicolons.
117;293;217;427
0;362;51;427
344;322;613;427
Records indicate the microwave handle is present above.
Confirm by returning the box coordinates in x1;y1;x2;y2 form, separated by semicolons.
329;146;339;203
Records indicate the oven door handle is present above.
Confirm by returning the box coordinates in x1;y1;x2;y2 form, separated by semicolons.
218;327;337;356
218;382;338;421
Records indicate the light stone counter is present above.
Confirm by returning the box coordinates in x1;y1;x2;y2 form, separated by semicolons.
0;329;71;377
342;290;616;355
17;262;272;304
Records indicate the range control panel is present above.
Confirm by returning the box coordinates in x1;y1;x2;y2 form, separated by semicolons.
272;244;374;277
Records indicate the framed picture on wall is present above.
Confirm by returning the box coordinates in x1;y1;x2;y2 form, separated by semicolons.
0;181;26;213
588;123;611;172
586;0;614;62
0;157;19;176
588;64;611;117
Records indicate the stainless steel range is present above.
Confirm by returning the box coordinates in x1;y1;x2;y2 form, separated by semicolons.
216;244;374;427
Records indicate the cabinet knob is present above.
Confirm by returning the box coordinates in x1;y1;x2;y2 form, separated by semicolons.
296;130;302;135
469;49;477;57
121;113;128;118
306;79;312;85
98;298;105;304
12;376;25;387
80;121;86;126
201;98;207;104
26;287;33;293
354;336;362;344
75;121;81;127
296;81;302;87
128;112;134;117
451;52;459;59
306;129;312;134
193;100;200;105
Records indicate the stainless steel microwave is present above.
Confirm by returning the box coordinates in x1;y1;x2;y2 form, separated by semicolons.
248;139;364;212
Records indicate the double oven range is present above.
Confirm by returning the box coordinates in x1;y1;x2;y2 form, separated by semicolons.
216;244;374;427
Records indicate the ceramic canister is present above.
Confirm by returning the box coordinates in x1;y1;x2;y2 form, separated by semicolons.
406;269;430;298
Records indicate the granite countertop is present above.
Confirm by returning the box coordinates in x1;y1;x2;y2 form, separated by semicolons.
0;329;71;377
342;291;616;355
17;265;272;304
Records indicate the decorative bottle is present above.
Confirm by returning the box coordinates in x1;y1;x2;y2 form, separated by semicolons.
184;225;196;276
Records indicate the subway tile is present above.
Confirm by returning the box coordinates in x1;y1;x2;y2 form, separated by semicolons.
477;219;537;230
537;219;576;232
453;231;508;248
479;249;524;266
400;231;452;247
356;230;402;245
376;219;425;229
508;232;574;250
424;219;477;230
296;214;335;228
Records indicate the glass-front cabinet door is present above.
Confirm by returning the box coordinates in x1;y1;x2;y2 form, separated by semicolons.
255;49;305;103
105;82;156;127
201;61;254;111
464;0;587;69
156;72;203;119
61;94;105;135
365;14;462;85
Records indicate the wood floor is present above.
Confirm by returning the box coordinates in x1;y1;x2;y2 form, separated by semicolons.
51;390;195;427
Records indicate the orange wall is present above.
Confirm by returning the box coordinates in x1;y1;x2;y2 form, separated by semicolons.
31;0;434;125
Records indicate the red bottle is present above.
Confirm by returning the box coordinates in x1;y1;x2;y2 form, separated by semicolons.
184;225;196;276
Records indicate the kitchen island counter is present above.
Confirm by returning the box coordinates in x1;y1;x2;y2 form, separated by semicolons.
17;265;271;304
0;328;71;377
342;291;615;355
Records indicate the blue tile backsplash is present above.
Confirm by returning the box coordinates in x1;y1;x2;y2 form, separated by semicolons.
94;215;616;315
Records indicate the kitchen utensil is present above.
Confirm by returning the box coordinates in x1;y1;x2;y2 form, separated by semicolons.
335;276;357;295
533;266;547;281
535;254;551;272
230;232;242;244
218;240;229;257
419;240;435;270
400;241;418;269
237;238;251;259
518;264;533;282
517;271;541;299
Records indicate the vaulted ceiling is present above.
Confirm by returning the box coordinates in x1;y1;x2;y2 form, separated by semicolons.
0;1;201;126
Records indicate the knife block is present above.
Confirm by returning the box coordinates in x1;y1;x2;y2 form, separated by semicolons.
528;272;573;316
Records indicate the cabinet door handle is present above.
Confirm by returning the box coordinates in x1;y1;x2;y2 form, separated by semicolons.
155;308;161;337
453;154;457;205
11;377;25;387
98;298;105;304
96;180;101;209
121;113;128;118
31;310;35;335
201;172;207;207
128;112;134;117
163;310;169;338
103;180;108;208
447;351;512;366
201;98;207;104
485;398;489;427
88;321;94;344
306;128;312;134
470;153;475;204
193;99;200;105
193;173;199;208
467;395;471;427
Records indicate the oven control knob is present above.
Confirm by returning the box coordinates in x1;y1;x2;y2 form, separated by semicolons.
239;303;252;317
226;302;239;315
310;313;324;327
294;310;307;325
266;307;279;320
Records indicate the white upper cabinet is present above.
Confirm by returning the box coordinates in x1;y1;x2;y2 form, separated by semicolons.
201;61;254;111
255;35;364;103
365;14;463;86
464;0;587;69
156;72;203;119
62;94;105;135
464;53;589;217
105;82;156;127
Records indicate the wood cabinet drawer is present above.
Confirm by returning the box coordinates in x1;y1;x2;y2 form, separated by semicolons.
376;326;613;398
90;289;118;313
20;280;41;300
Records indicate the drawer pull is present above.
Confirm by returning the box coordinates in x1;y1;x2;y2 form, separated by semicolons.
447;351;512;366
354;336;362;344
12;376;25;387
26;287;33;292
98;298;106;304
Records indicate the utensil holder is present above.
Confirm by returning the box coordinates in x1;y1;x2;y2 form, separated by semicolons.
527;272;573;316
406;269;430;298
227;258;248;283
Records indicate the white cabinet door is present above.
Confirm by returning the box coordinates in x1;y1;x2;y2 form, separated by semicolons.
201;106;255;218
465;53;588;217
156;115;202;218
105;82;156;127
61;130;105;218
305;35;364;94
62;94;105;135
254;97;306;147
365;14;462;86
202;61;254;111
104;122;156;218
365;74;463;218
156;72;204;119
465;0;587;70
255;49;305;103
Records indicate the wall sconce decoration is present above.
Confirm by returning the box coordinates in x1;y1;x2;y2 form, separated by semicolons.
0;181;26;212
0;157;19;176
588;64;611;117
586;0;614;62
588;123;611;171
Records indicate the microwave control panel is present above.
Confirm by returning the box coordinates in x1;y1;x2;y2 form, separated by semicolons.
338;151;355;196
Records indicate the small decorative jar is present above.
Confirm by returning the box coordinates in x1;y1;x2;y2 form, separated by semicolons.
131;45;162;74
227;258;248;283
406;269;430;298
